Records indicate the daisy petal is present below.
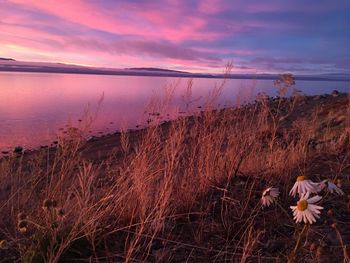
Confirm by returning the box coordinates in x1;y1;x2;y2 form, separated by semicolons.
308;195;322;204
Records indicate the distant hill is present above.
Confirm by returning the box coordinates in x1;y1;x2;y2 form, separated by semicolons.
0;57;15;61
127;67;188;74
1;58;350;81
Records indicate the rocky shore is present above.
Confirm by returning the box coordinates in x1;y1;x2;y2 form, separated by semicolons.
3;90;349;162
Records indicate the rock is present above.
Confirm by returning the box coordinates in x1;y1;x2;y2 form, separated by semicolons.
87;136;97;142
313;95;322;100
331;90;340;97
308;138;318;148
13;146;23;154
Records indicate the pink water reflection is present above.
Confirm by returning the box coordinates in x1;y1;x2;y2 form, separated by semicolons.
0;72;349;152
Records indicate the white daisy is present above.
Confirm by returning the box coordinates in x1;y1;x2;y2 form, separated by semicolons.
289;176;319;197
318;180;344;195
290;192;323;224
261;187;280;207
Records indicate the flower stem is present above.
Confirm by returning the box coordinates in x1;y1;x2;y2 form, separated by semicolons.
276;201;294;225
287;224;308;263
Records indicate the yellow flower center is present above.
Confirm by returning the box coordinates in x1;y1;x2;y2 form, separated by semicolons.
297;175;307;181
0;240;6;249
297;200;308;211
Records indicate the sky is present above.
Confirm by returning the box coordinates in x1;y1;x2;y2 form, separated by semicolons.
0;0;350;74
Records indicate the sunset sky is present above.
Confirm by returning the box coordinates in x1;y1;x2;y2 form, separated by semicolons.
1;0;350;74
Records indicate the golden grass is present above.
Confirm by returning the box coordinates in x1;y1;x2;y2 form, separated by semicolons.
0;76;349;262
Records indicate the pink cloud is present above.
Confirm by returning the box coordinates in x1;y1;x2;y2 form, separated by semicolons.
197;0;228;14
0;24;64;45
195;47;257;56
241;1;349;13
8;1;137;35
7;0;225;43
62;37;222;63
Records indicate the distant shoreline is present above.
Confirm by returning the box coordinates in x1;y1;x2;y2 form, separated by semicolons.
1;67;350;82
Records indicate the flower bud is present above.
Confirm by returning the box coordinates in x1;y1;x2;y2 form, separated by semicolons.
18;220;27;229
17;212;27;221
336;179;342;187
18;220;28;234
327;209;334;217
19;227;27;234
0;240;8;250
43;199;52;209
310;242;318;252
57;208;65;217
51;222;58;229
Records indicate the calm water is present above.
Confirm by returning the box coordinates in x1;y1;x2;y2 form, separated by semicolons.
0;72;349;152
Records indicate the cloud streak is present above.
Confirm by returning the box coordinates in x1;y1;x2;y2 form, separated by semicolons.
63;38;222;63
1;0;349;73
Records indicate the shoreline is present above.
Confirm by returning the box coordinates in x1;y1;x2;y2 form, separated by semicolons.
1;68;350;81
3;90;348;162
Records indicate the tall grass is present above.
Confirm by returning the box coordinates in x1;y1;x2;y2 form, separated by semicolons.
0;76;349;262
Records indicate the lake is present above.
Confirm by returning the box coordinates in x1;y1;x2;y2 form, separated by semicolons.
0;72;349;153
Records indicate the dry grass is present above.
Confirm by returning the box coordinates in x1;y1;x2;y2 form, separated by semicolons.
0;77;349;262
